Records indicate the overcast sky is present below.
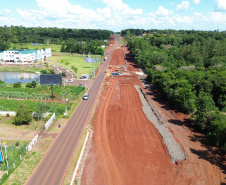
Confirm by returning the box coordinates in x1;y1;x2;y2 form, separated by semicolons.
0;0;226;31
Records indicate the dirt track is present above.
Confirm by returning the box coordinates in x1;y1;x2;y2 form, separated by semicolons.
82;76;178;185
109;49;126;66
81;36;226;185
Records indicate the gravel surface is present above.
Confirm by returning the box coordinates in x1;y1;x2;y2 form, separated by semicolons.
135;85;187;162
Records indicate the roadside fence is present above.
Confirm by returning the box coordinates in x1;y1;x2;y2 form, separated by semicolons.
26;134;38;152
45;113;55;130
0;111;16;116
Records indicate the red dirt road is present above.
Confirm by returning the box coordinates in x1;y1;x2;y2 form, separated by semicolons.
81;39;176;185
81;36;226;185
82;76;177;185
109;36;115;45
109;49;126;66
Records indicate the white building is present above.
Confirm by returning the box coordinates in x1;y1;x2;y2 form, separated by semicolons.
1;48;52;63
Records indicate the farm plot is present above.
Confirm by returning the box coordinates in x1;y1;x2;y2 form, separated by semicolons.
0;85;84;101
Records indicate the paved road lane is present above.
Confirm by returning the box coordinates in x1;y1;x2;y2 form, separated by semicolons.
26;35;118;185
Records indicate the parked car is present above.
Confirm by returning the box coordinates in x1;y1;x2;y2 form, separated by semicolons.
80;74;90;79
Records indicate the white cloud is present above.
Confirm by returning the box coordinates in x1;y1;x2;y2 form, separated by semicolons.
215;0;226;11
0;9;11;16
194;12;202;16
36;0;98;18
155;6;173;16
98;0;142;14
34;0;143;30
0;17;9;23
193;0;201;4
173;15;192;24
97;7;111;19
2;0;226;32
176;1;190;11
209;12;226;22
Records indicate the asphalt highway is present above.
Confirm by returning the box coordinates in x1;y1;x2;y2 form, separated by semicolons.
26;35;119;185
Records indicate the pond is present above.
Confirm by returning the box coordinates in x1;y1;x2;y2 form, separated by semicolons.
0;72;40;84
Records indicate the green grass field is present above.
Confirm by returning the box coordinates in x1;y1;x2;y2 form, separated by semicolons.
119;36;127;45
10;43;61;52
0;66;41;73
49;52;101;78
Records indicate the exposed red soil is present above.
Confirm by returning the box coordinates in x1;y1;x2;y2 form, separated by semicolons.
82;75;178;185
144;89;226;184
81;37;226;185
109;49;126;66
82;41;175;185
105;46;114;54
109;36;115;45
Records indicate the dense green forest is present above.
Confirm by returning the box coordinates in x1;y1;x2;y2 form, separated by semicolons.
122;29;226;150
60;39;105;55
0;26;112;53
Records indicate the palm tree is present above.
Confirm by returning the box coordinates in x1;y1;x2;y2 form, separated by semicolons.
71;65;78;78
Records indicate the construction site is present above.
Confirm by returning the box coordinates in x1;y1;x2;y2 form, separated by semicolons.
79;36;226;185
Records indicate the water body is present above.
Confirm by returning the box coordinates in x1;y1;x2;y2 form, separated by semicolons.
0;72;40;84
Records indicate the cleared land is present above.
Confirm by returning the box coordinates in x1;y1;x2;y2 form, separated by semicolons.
81;76;177;185
81;37;226;185
81;48;175;185
109;49;126;66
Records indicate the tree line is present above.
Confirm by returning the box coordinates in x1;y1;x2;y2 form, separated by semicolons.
61;39;105;55
122;29;226;151
0;26;112;51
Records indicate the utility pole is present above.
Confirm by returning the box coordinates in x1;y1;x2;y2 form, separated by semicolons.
85;79;87;89
4;146;8;171
64;98;68;116
0;140;4;162
94;67;95;79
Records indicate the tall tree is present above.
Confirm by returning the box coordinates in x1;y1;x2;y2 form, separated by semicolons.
13;104;32;125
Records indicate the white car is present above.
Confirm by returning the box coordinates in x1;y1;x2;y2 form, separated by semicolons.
83;93;89;100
